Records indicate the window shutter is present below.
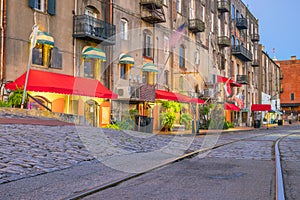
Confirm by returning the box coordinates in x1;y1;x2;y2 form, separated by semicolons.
48;0;56;15
29;0;35;9
50;47;62;69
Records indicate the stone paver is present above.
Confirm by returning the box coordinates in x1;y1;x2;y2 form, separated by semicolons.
0;112;299;185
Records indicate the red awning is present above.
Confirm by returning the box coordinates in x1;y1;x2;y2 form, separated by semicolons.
155;90;192;103
251;104;271;111
224;102;240;111
189;98;205;104
6;69;117;99
217;75;242;87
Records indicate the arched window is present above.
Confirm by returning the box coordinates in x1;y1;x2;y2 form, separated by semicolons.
120;18;128;40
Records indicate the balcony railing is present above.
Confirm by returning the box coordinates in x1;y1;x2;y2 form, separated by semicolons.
236;75;248;84
217;36;231;47
232;45;253;62
236;18;248;30
141;0;166;24
217;0;230;13
251;34;260;42
188;18;205;33
252;59;259;67
73;15;115;45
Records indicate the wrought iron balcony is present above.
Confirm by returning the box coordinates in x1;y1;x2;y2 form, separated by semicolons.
236;18;248;30
73;15;115;45
188;18;205;33
236;75;248;85
141;0;166;24
252;59;259;67
217;0;230;13
232;45;253;62
217;36;231;47
251;34;260;42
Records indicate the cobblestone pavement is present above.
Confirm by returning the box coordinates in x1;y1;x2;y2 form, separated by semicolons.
0;112;299;186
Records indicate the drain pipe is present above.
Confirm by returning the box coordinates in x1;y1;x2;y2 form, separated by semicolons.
73;0;77;76
0;0;6;99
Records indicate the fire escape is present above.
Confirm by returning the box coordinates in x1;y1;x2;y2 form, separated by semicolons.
140;0;166;24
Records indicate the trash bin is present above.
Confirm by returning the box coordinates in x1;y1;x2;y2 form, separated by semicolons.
254;120;261;128
278;119;283;126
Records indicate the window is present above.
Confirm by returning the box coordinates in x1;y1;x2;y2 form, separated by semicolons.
163;36;169;54
29;0;56;15
179;76;184;91
201;4;205;22
164;70;169;86
143;31;152;58
231;4;235;20
189;0;195;19
84;58;97;79
179;45;185;68
142;72;155;85
120;18;128;40
176;0;182;13
194;50;199;65
211;12;214;32
231;36;235;46
120;64;129;80
291;93;295;101
32;44;52;67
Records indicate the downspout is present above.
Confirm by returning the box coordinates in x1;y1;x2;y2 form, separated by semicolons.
109;0;113;89
0;0;6;99
73;0;77;76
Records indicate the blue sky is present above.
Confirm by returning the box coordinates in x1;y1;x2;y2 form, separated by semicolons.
242;0;300;60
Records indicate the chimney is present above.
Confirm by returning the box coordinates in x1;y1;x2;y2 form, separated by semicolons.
291;56;297;60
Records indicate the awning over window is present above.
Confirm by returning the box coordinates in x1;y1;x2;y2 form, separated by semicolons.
142;62;158;73
36;31;55;47
224;102;240;111
155;90;192;103
119;53;134;65
189;98;205;104
217;75;242;87
251;104;271;111
82;46;106;61
6;69;117;99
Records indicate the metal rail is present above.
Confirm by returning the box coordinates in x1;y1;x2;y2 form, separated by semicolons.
274;134;292;200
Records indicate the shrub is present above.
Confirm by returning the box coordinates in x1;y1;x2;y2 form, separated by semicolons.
105;124;121;130
180;113;192;129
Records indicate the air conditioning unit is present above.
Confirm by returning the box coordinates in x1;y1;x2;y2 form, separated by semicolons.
116;86;130;99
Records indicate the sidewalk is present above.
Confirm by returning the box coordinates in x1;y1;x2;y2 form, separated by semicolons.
0;117;75;126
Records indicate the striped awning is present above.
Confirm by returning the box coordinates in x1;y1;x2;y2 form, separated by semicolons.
36;31;54;47
142;62;158;73
119;53;134;65
82;46;106;61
